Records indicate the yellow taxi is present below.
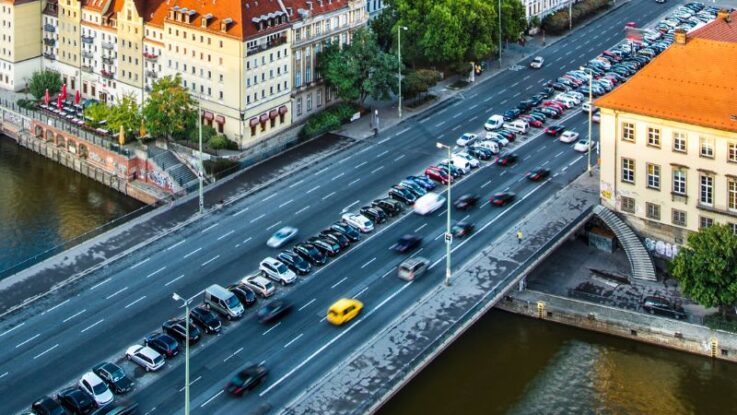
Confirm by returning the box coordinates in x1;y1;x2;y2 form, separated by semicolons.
326;298;363;326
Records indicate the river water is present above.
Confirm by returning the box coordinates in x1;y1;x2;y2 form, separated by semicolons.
380;311;737;415
0;136;142;274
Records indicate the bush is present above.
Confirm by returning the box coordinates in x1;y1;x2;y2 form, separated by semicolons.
542;0;611;35
208;134;239;150
299;103;360;140
16;99;36;110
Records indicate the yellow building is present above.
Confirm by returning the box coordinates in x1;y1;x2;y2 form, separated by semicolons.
0;0;41;91
596;26;737;246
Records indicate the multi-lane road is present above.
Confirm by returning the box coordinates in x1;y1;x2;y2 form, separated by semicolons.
0;1;677;413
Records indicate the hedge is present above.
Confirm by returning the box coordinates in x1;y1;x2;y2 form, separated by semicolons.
208;134;239;150
299;102;360;140
542;0;611;35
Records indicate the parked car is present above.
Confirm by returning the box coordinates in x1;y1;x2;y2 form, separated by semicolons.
92;363;134;395
57;388;95;415
225;364;268;396
360;206;388;224
162;318;202;344
227;284;258;307
277;250;312;275
79;372;114;407
125;345;164;372
307;236;341;257
31;396;66;415
490;192;516;207
330;222;361;241
502;108;521;121
394;234;422;253
372;198;404;216
266;226;298;248
642;296;687;320
424;167;452;184
319;230;351;249
257;300;292;324
240;275;276;297
456;133;478;147
143;332;179;358
259;257;297;285
189;305;222;334
294;242;328;265
388;186;418;204
405;175;437;190
341;213;374;232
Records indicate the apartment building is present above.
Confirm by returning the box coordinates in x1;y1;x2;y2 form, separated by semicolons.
523;0;571;22
596;29;737;246
286;0;366;123
0;0;41;91
365;0;383;18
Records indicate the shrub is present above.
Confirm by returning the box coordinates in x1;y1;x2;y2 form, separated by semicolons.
299;103;360;140
208;134;239;150
542;0;611;35
16;99;36;110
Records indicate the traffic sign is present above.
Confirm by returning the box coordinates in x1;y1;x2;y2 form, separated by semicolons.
444;233;453;244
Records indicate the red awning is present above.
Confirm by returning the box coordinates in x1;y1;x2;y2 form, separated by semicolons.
278;105;288;115
249;117;259;127
259;113;269;123
269;109;278;119
215;115;225;124
202;111;214;121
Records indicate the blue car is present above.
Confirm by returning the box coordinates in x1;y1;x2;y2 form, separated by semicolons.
406;175;437;190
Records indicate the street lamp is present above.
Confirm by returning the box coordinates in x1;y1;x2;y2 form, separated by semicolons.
436;142;453;287
172;292;190;415
397;26;408;119
498;0;503;67
569;0;573;31
583;67;594;176
197;98;204;214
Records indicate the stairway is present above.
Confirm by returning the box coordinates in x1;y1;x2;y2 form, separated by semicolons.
593;205;657;281
147;146;199;189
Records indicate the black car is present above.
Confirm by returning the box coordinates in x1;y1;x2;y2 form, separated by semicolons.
57;388;95;415
162;318;202;344
143;332;179;358
491;192;516;207
277;250;312;275
225;364;268;396
551;82;569;92
372;198;403;216
467;146;492;160
545;125;566;136
530;94;546;106
388;187;416;205
453;194;479;210
495;129;517;142
528;110;549;121
642;296;687;320
189;305;222;334
516;99;535;113
32;396;66;415
294;242;328;265
538;107;561;119
92;362;134;394
320;230;351;249
436;162;463;177
90;402;139;415
451;222;475;238
496;153;518;166
541;86;554;97
307;236;341;256
257;300;292;324
394;234;422;253
526;168;551;181
227;284;257;307
330;222;361;241
359;206;387;224
502;108;521;121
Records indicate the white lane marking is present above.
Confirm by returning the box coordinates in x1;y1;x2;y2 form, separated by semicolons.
414;223;427;233
562;166;569;172
526;85;533;90
452;125;461;131
513;92;521;98
536;146;546;153
243;237;253;244
125;296;147;309
410;248;424;258
481;180;492;188
223;347;244;362
16;333;41;348
395;127;410;136
217;230;235;240
249;214;266;223
516;176;525;182
288;179;305;188
183;248;202;258
342;200;360;212
322;192;336;200
542;160;550;166
377;150;389;158
500;171;506;176
437;209;447;217
201;255;220;267
355;161;368;169
279;199;294;208
0;372;7;380
201;223;219;233
555;150;564;158
331;173;345;181
44;299;70;315
105;287;128;300
371;166;384;174
263;193;277;202
337;155;353;164
331;277;348;289
500;99;508;105
284;333;304;348
260;281;413;396
354;286;369;298
378;137;391;145
588;47;595;52
130;257;150;269
436;108;448;116
469;115;479;122
81;319;104;333
555;57;562;62
267;221;283;231
200;391;223;408
315;167;330;175
357;147;371;155
523;155;531;161
164;274;185;287
381;269;393;279
262;322;282;336
234;207;249;216
298;298;316;311
469;104;479;110
90;278;111;290
186;290;204;305
523;75;530;81
295;206;311;215
497;88;507;95
306;185;320;194
360;258;376;269
63;309;86;323
179;375;203;392
434;232;444;241
511;82;519;87
435;120;446;127
394;154;405;162
570;155;584;166
484;96;492;102
167;240;186;251
146;266;166;279
33;343;59;360
348;178;361;186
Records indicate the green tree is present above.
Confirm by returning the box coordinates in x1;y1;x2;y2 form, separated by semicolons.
27;70;62;101
187;124;217;144
84;102;111;128
500;0;527;41
669;224;737;317
107;95;142;140
370;7;398;52
142;74;196;140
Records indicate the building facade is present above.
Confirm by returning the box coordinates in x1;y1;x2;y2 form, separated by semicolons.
523;0;571;22
365;0;383;19
0;0;42;91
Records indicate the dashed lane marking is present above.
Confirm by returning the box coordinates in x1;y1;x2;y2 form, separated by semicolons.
201;255;220;267
183;248;202;258
33;343;59;360
164;274;185;287
125;296;146;309
81;319;104;333
146;266;166;279
284;333;304;348
331;277;348;289
130;257;150;269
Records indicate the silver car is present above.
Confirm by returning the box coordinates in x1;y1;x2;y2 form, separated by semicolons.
125;345;164;372
267;226;299;248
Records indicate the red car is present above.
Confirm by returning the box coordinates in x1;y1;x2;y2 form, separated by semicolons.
496;153;518;166
424;167;452;184
542;100;566;110
519;115;543;128
625;21;636;28
526;168;550;181
490;192;516;207
545;125;566;136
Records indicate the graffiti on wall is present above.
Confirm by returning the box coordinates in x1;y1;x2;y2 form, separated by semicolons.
644;238;680;259
148;169;173;191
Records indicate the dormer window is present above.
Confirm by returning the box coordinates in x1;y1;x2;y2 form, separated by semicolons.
221;17;233;32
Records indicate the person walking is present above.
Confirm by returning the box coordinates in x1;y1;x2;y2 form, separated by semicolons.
516;230;523;244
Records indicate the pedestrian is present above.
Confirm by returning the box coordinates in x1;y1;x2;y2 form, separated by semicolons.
517;230;523;244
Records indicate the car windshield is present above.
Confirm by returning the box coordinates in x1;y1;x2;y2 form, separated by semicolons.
264;281;275;290
226;296;240;308
92;381;107;394
275;230;288;238
153;355;164;365
276;263;289;274
109;367;124;382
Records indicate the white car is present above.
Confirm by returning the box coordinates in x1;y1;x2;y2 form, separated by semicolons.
413;192;446;215
125;345;164;372
266;226;298;248
484;115;505;130
581;102;597;113
485;132;509;146
259;257;297;285
559;131;580;143
341;213;374;233
566;91;585;101
475;140;500;154
454;152;480;168
456;133;478;147
79;372;114;407
530;56;544;69
574;139;591;153
241;274;276;297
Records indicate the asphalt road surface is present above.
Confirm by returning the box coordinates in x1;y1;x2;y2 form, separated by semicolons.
0;1;676;413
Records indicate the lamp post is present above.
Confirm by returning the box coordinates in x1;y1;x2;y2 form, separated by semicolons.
172;293;190;415
498;0;503;67
436;142;453;287
569;0;573;31
397;26;407;119
197;97;204;214
583;67;593;176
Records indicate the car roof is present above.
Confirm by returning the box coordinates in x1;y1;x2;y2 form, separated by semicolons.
251;275;271;285
139;346;160;359
261;257;280;266
330;298;361;310
81;372;104;385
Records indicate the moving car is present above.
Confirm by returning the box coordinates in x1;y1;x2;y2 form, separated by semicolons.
451;222;474;238
456;133;478;147
257;300;292;324
277;250;312;275
530;56;544;69
162;318;202;344
545;125;566;136
260;256;297;285
266;226;299;248
92;363;134;395
526;168;550;181
79;372;114;407
394;234;422;253
143;332;179;358
326;298;364;326
413;192;446;215
397;257;429;281
642;296;687;320
294;243;328;265
125;345;164;372
189;305;222;334
574;139;591;153
496;153;518;166
453;194;479;210
490;192;516;207
341;212;374;232
57;388;95;415
559;130;580;143
241;275;276;297
225;364;268;396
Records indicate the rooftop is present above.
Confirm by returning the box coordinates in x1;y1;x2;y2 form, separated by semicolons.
688;10;737;42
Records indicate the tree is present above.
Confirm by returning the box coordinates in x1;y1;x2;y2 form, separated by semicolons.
28;70;62;101
107;95;142;141
142;74;196;140
84;103;111;128
187;124;217;144
370;7;398;52
500;0;527;42
669;224;737;317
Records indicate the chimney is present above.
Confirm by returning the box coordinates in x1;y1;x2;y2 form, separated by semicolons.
674;28;687;45
306;1;312;10
717;9;730;21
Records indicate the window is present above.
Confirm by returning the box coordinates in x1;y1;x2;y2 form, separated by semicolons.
646;164;660;190
316;90;322;107
700;174;713;206
673;131;687;153
672;209;687;227
729;142;737;163
306;94;312;111
646;203;661;220
700;137;714;158
296;97;302;116
729;178;737;211
647;127;660;147
621;196;635;214
672;170;687;195
621;158;635;183
700;216;714;229
622;122;635;142
731;223;737;235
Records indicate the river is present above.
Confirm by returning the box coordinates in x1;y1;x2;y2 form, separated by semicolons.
380;310;737;415
0;136;142;275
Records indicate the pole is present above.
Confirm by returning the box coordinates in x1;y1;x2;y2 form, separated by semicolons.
444;145;452;287
569;0;573;31
198;98;204;214
184;300;190;415
397;26;403;119
498;0;503;68
587;70;593;176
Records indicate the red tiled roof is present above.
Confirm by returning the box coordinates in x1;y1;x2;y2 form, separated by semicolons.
282;0;347;20
595;38;737;133
688;11;737;42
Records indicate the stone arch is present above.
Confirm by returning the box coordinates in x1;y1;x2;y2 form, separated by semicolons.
34;125;43;138
79;144;89;158
56;134;66;148
45;129;54;141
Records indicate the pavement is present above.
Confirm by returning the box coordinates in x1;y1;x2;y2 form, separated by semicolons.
0;0;690;414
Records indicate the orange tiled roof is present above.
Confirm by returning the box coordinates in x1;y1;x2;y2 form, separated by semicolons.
595;38;737;133
283;0;347;20
82;0;108;12
688;11;737;42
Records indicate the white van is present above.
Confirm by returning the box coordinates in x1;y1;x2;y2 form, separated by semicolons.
449;156;471;174
475;140;500;154
413;192;446;215
453;152;480;168
555;96;577;109
502;119;529;135
484;115;505;131
204;284;244;320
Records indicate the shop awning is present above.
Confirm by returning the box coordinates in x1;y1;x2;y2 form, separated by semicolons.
278;105;288;115
202;111;214;121
215;115;225;124
249;117;259;127
269;109;278;119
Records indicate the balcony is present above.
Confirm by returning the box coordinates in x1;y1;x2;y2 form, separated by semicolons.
101;42;114;50
82;51;93;59
102;57;115;65
44;24;55;33
101;69;114;79
43;52;56;61
247;34;287;55
143;52;158;61
145;70;157;79
81;65;93;73
81;35;94;44
43;38;55;46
